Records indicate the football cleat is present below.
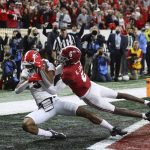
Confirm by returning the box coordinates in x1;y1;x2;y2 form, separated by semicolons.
110;127;127;136
145;111;150;121
49;129;66;139
147;102;150;108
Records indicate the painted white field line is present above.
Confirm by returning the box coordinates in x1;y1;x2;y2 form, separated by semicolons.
0;95;85;115
87;119;149;150
0;87;146;115
0;96;123;116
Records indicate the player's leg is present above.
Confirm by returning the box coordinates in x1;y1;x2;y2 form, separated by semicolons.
76;106;127;136
98;81;150;107
56;99;127;136
22;117;38;135
117;92;150;107
83;82;150;120
22;108;65;139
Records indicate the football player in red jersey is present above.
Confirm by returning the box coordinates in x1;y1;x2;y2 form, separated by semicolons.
15;50;128;139
58;45;150;121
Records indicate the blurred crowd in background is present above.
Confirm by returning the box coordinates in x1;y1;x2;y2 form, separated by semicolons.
0;0;150;90
0;0;150;29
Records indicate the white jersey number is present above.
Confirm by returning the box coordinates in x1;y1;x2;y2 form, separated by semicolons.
81;71;87;82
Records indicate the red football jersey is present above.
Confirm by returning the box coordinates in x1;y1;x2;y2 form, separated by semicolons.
61;62;91;97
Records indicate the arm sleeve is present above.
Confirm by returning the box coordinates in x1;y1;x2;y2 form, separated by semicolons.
39;79;66;95
15;80;29;94
55;64;63;75
39;81;57;95
78;23;85;38
39;70;52;88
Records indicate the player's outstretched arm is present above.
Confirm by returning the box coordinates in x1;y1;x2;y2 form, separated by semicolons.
15;69;30;94
15;79;29;94
39;70;53;88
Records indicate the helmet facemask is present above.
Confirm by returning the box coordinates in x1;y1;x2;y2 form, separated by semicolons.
22;61;36;73
58;55;69;66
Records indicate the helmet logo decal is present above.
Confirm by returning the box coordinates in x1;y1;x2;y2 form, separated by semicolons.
32;52;38;63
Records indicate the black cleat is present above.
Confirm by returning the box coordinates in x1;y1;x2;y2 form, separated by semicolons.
145;111;150;121
147;102;150;108
110;127;127;136
49;129;66;139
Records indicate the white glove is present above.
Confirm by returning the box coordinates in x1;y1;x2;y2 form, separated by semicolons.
21;68;31;79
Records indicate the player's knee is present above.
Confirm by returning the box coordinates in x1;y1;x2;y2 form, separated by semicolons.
76;106;88;117
22;117;34;132
116;92;125;99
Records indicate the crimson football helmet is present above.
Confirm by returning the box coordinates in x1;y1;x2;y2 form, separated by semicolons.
22;50;43;68
59;46;81;65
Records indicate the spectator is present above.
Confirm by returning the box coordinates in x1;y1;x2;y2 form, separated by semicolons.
107;26;128;81
42;22;59;62
70;23;85;66
69;5;80;27
9;30;23;80
81;26;106;76
105;10;114;28
30;8;41;29
77;8;89;29
137;27;147;75
0;33;8;63
1;52;18;90
22;27;32;55
127;41;143;80
7;3;19;28
21;8;30;29
145;24;150;75
91;47;112;82
0;2;7;28
27;27;42;51
56;7;71;29
62;8;71;28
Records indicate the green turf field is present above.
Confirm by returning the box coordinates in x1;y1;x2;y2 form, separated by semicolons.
0;100;149;150
0;78;146;103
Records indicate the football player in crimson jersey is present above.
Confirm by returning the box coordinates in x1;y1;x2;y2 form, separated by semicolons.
15;50;128;139
59;45;150;121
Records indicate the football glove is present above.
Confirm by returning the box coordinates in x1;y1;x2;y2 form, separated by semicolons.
28;73;42;83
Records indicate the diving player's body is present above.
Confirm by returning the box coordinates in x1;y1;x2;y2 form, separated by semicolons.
59;46;150;121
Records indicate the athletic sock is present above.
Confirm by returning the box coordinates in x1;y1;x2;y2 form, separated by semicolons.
142;113;146;119
38;128;53;137
100;120;114;131
144;100;150;106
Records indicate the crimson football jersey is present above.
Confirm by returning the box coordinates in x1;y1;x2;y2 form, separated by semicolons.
61;62;91;97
